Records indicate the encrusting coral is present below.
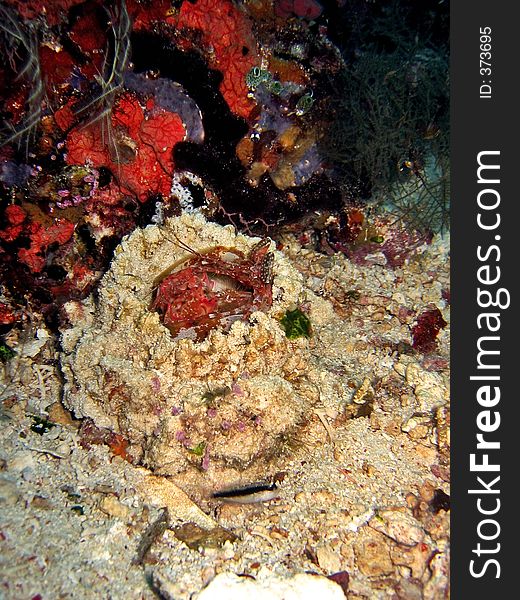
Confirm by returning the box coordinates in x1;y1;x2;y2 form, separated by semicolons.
172;0;260;119
60;214;324;489
65;92;187;202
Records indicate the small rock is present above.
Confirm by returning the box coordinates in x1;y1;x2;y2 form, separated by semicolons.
99;495;132;520
31;495;53;510
317;545;342;573
369;509;425;546
405;493;419;510
55;441;72;457
354;532;394;577
137;474;220;530
149;570;182;600
294;491;308;504
327;571;349;596
418;481;436;503
193;572;346;600
0;477;20;505
21;466;35;481
217;503;248;528
404;363;447;412
269;526;289;540
362;462;377;477
414;444;437;463
172;522;237;550
351;378;373;404
401;416;431;440
423;512;450;541
390;542;431;579
20;327;50;357
384;419;402;437
47;402;77;427
8;451;35;472
394;578;424;600
312;490;337;507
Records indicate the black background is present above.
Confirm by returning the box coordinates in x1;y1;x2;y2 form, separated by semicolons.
451;1;517;596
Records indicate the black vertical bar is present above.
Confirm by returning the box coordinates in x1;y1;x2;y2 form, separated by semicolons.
451;0;517;596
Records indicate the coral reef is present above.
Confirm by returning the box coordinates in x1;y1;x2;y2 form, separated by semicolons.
0;4;451;598
0;0;347;318
60;214;323;488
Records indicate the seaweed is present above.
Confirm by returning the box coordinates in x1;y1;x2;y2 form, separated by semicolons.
319;0;449;234
0;339;15;363
381;150;450;235
280;308;312;339
188;441;206;457
412;307;447;353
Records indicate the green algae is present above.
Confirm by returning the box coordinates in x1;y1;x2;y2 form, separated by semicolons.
280;308;312;340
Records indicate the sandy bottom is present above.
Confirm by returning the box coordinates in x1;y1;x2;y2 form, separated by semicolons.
0;230;450;599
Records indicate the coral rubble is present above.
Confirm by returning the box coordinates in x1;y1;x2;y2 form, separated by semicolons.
60;214;323;488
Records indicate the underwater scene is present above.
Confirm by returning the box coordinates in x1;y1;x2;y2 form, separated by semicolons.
0;0;449;597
